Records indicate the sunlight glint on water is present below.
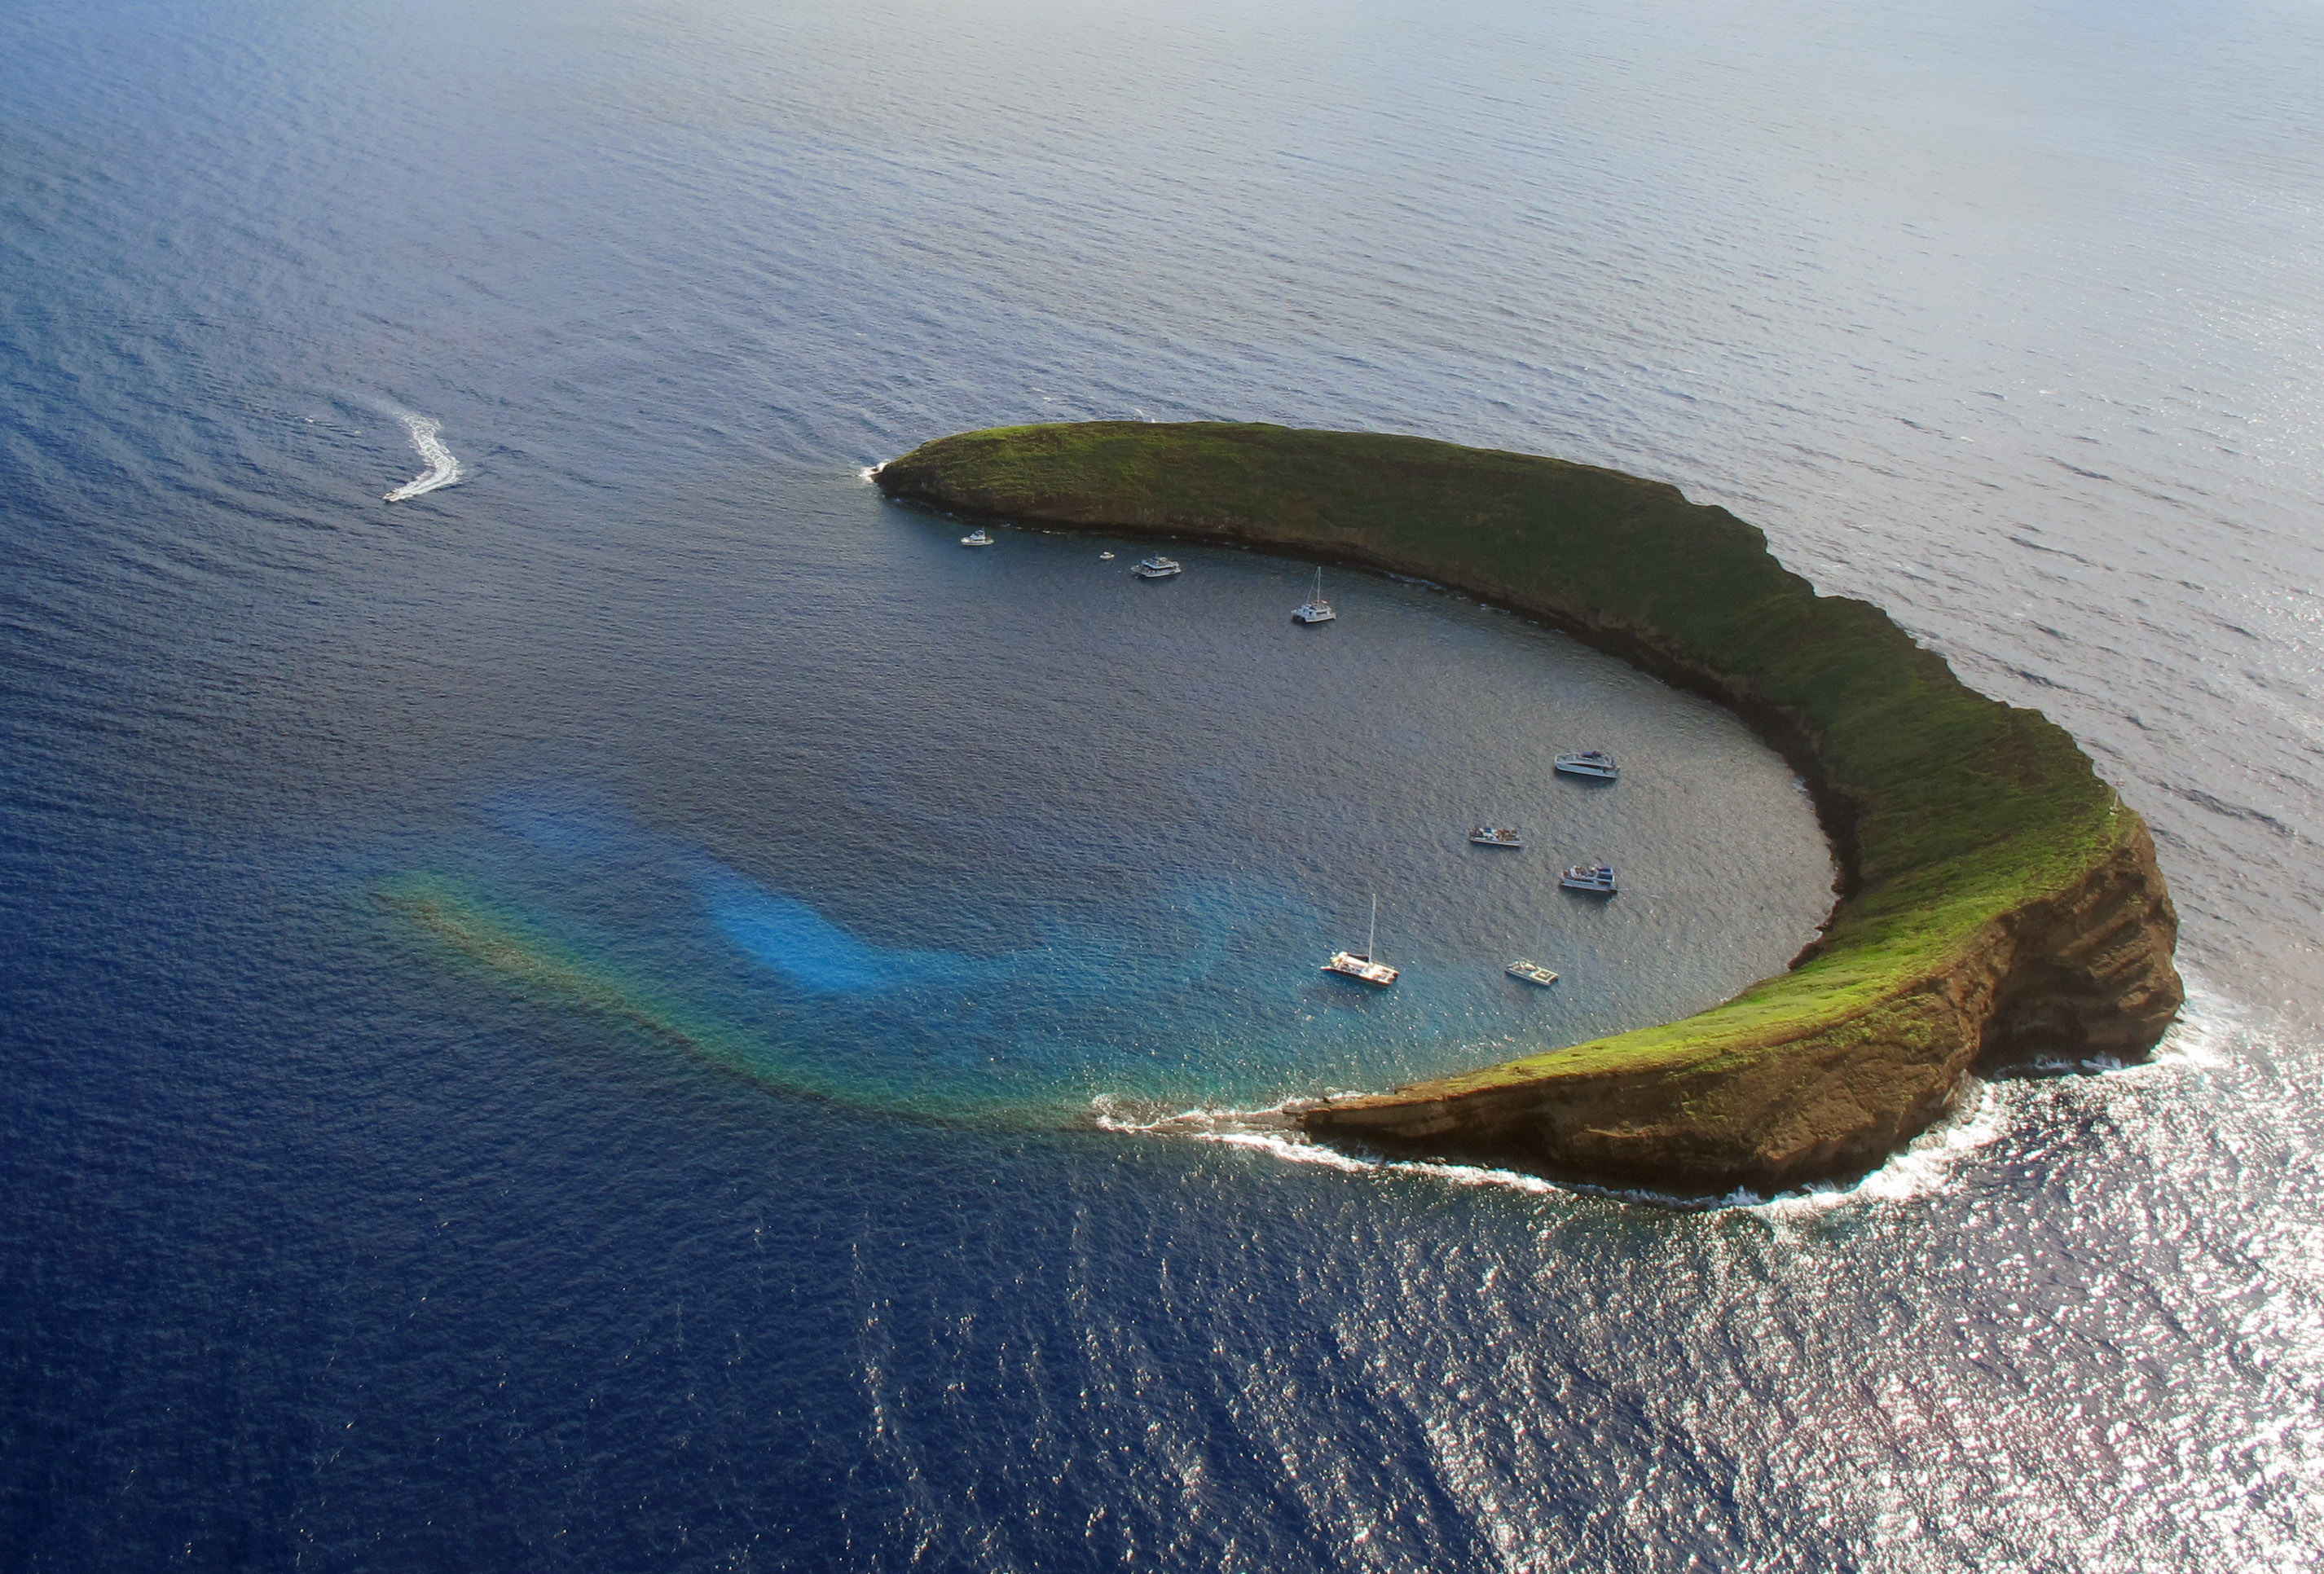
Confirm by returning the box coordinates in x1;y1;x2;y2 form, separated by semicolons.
0;0;2319;1567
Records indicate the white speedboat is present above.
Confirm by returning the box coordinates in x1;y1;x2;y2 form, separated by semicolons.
1559;863;1618;895
1554;750;1618;780
1468;825;1524;848
961;527;994;547
1133;556;1182;578
1292;567;1336;624
1506;961;1560;987
1098;551;1116;560
1321;894;1398;986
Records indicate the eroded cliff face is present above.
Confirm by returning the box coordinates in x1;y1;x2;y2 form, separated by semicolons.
1295;818;2181;1196
1977;819;2185;1070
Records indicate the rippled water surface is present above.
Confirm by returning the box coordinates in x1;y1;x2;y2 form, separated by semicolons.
3;0;2321;1568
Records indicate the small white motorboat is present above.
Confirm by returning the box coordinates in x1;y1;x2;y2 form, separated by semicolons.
961;527;994;547
1506;961;1560;987
1559;863;1618;895
1133;556;1182;578
1554;750;1618;780
1321;894;1398;986
1468;825;1524;848
1292;567;1336;624
1098;551;1116;560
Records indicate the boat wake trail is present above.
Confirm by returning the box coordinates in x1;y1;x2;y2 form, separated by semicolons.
382;411;462;501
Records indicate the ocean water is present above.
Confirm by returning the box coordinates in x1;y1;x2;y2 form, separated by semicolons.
2;0;2321;1568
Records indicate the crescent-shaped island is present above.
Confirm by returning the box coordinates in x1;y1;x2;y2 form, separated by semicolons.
875;421;2183;1197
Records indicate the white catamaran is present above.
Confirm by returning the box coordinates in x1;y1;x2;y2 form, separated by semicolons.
1292;567;1336;624
1322;893;1398;986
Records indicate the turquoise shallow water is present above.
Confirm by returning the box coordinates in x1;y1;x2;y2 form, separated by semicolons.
2;0;2322;1568
362;505;1830;1124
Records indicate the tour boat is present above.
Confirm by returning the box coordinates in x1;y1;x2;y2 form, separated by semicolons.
1322;895;1398;986
1559;863;1618;895
1133;556;1182;578
1506;961;1560;987
1468;825;1524;848
1292;567;1336;624
1553;750;1618;780
961;527;994;547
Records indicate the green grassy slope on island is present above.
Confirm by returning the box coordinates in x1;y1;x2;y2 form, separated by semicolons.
875;421;2181;1190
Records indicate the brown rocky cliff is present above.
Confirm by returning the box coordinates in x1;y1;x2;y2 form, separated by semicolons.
1296;818;2181;1194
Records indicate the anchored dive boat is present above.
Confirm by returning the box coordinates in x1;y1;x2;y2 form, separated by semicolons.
1559;863;1618;895
1322;894;1398;986
1554;750;1618;780
961;527;993;547
1133;556;1183;578
1468;825;1524;848
1506;960;1560;987
1292;567;1336;624
1323;951;1398;986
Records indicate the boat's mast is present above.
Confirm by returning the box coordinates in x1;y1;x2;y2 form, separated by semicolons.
1367;893;1378;961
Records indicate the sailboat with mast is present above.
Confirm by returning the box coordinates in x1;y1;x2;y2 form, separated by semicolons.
1322;893;1398;986
1292;567;1336;624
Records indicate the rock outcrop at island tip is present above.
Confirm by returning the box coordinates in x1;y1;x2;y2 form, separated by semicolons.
876;420;2183;1196
1296;825;2180;1192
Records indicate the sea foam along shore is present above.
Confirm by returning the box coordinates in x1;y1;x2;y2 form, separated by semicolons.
877;420;2185;1198
1089;1079;2009;1218
383;410;461;501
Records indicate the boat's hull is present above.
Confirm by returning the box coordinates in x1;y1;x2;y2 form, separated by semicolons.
1322;952;1397;986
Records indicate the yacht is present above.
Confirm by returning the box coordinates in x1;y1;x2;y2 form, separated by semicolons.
1468;825;1524;848
1322;894;1398;986
1292;567;1336;624
961;527;994;547
1133;556;1182;579
1506;961;1560;987
1559;863;1618;895
1553;750;1618;780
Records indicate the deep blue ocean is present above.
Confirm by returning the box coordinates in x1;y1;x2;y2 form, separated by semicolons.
4;0;2322;1567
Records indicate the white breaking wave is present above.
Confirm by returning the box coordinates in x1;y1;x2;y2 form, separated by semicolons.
382;411;462;501
1728;1079;2009;1220
2136;971;2238;1071
1091;1097;1566;1193
1091;1079;2011;1213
